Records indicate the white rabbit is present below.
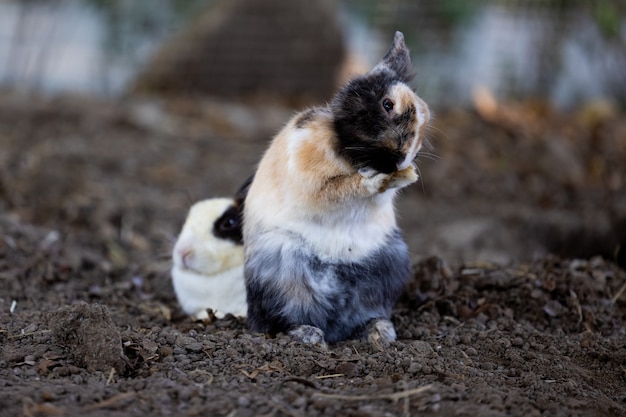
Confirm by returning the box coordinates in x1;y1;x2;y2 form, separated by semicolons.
171;193;248;320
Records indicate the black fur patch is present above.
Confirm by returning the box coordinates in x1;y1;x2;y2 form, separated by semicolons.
329;32;418;174
235;174;253;209
380;32;414;83
212;175;253;245
245;229;411;344
213;205;243;244
381;43;413;83
331;71;409;174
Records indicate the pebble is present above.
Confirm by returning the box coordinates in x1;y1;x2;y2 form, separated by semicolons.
481;362;495;371
176;336;196;347
410;340;434;356
159;346;173;357
172;347;186;355
335;362;359;378
40;390;56;401
237;396;250;407
497;337;512;349
408;362;421;374
292;396;307;408
185;342;204;353
465;347;478;356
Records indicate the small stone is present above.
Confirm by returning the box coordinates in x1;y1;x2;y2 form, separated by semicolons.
512;337;524;347
40;390;56;401
237;396;251;407
173;347;186;355
159;346;173;357
185;342;203;353
335;362;359;378
410;340;434;356
292;396;307;408
408;362;421;374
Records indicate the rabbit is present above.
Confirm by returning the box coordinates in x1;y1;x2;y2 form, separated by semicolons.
243;32;430;346
171;178;252;320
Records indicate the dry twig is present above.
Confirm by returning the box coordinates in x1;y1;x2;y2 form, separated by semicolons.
22;398;64;417
313;383;433;402
106;368;116;386
314;373;344;379
611;279;626;304
80;392;135;412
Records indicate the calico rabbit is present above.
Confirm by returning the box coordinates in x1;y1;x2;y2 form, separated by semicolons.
172;179;251;319
243;32;430;345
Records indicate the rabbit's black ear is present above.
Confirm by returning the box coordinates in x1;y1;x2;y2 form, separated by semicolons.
373;31;412;82
235;174;254;208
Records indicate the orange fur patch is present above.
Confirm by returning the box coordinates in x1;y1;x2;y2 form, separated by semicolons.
389;83;416;115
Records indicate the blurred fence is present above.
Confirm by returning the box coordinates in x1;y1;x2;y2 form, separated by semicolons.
0;0;624;108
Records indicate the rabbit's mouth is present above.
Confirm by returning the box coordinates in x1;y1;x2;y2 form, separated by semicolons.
397;136;422;171
176;263;198;274
367;149;404;174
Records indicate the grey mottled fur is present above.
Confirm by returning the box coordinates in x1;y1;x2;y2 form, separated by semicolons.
245;228;410;344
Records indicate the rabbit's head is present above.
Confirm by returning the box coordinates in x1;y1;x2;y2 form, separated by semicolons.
332;32;430;174
172;198;244;276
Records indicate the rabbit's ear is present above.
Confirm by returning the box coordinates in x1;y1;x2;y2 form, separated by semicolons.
372;31;412;82
235;174;254;208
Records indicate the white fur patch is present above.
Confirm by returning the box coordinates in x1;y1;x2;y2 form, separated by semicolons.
286;127;308;175
397;96;428;171
172;265;247;318
248;190;397;262
397;133;421;171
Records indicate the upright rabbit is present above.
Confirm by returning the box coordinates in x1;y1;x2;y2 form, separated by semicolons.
172;179;251;319
243;32;430;345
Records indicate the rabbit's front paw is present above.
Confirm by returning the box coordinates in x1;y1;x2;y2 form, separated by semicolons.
387;164;418;189
358;167;378;178
359;169;392;194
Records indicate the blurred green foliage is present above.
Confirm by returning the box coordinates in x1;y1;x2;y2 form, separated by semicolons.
593;0;621;39
436;0;479;26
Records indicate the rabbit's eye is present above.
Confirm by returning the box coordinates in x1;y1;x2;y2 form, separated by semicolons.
213;206;243;243
382;98;394;113
221;217;237;230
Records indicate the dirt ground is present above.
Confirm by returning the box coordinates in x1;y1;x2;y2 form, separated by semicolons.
1;91;625;416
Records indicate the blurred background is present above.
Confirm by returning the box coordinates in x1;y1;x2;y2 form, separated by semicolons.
0;0;625;269
1;0;624;108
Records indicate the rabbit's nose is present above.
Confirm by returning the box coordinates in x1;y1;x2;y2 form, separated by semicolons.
179;247;194;269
